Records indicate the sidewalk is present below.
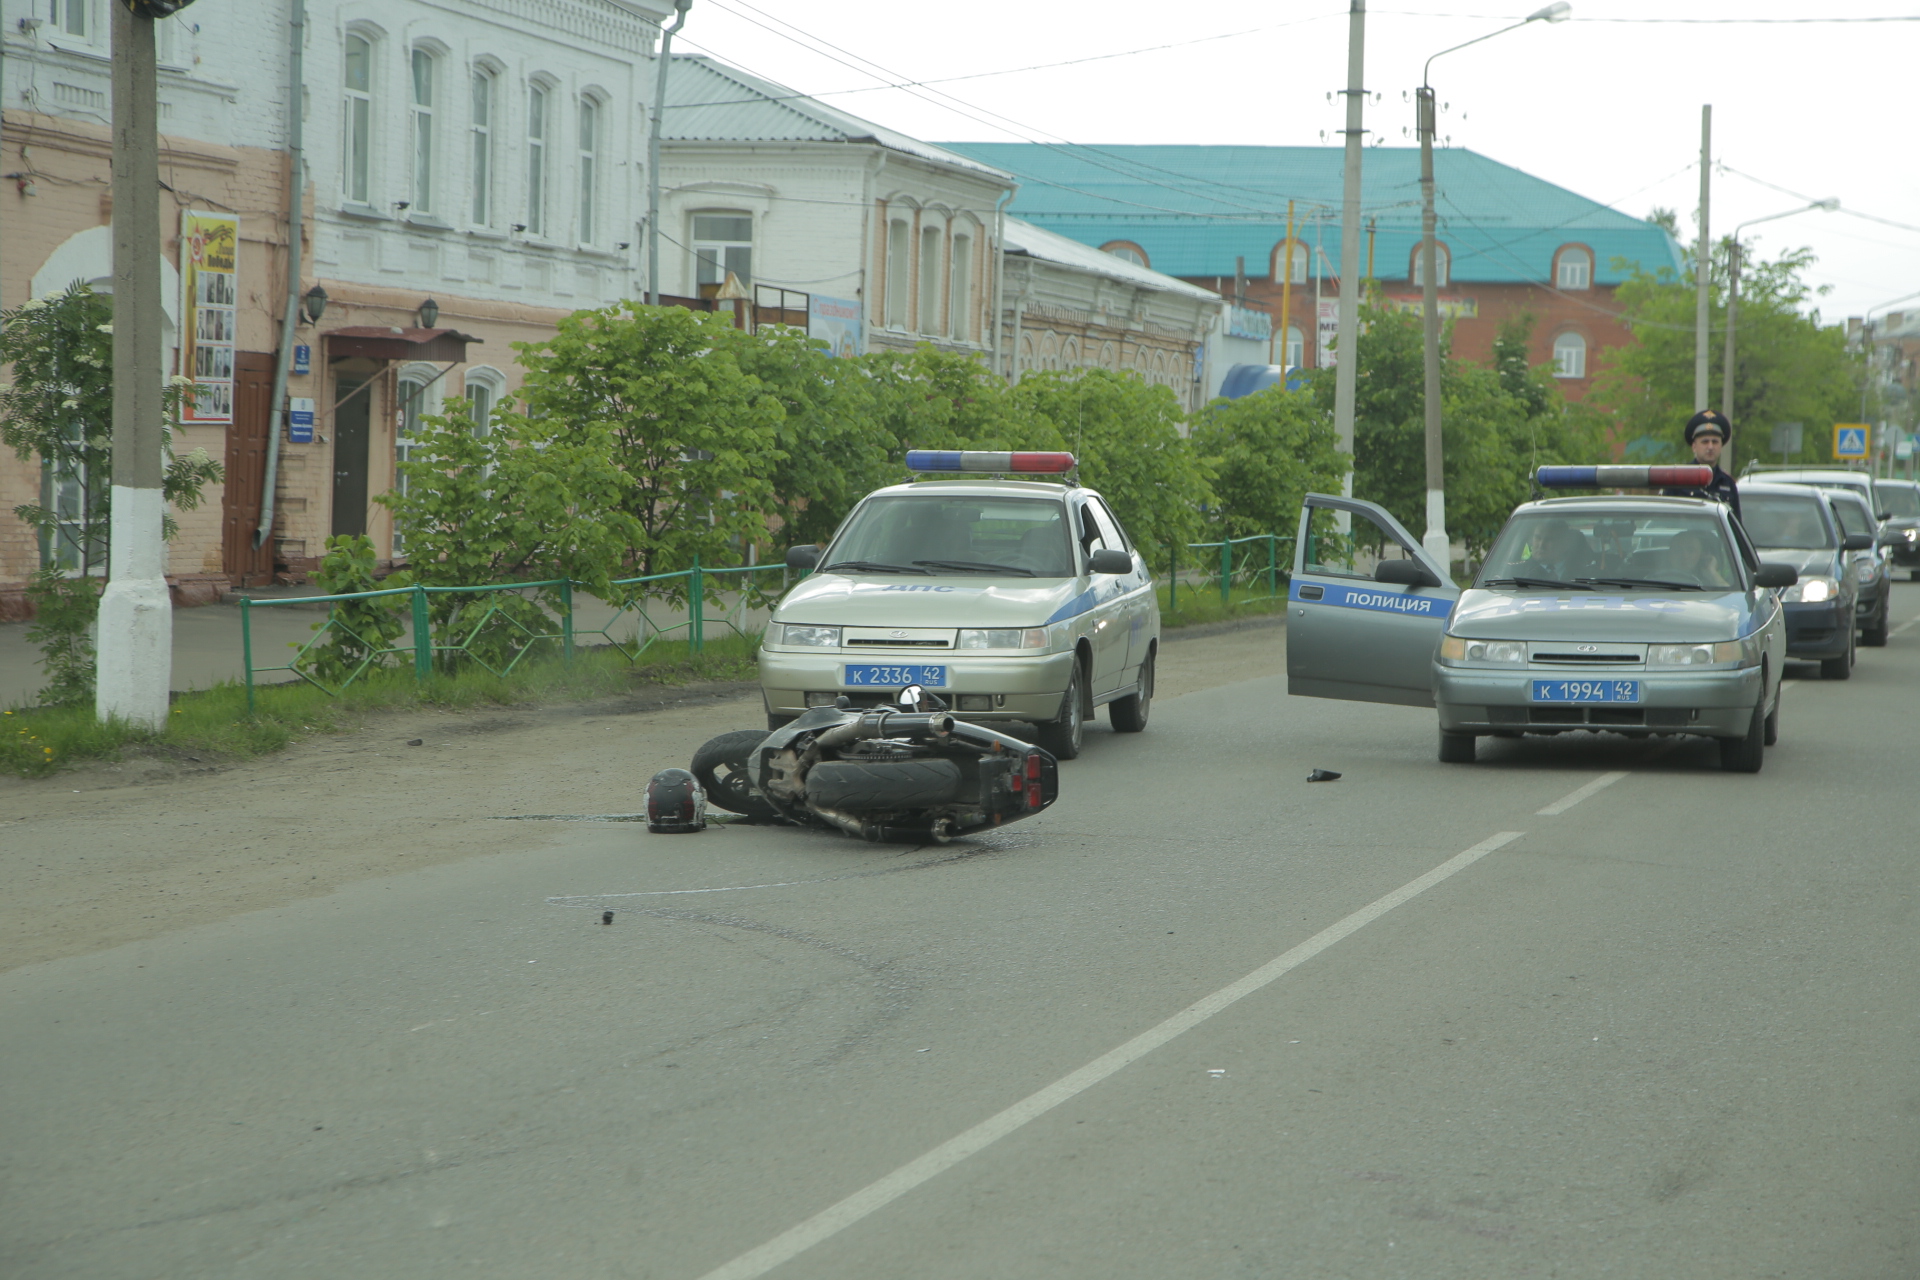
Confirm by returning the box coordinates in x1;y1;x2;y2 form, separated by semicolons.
0;586;773;708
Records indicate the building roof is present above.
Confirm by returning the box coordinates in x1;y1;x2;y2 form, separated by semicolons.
938;143;1684;287
1001;218;1221;304
661;58;1013;183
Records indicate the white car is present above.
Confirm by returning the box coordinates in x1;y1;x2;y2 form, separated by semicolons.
761;451;1159;759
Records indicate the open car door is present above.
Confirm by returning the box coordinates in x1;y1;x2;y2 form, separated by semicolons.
1288;494;1459;707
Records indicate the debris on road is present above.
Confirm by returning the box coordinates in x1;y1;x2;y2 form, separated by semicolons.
1307;769;1342;782
601;910;614;925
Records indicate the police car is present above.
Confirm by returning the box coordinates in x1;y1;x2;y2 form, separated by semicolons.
1285;466;1799;773
763;451;1159;759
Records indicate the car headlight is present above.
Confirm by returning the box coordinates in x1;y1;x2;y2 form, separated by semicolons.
1853;560;1879;582
1904;528;1919;543
1648;641;1745;667
1438;636;1525;664
1784;576;1838;603
774;623;841;647
956;628;1049;650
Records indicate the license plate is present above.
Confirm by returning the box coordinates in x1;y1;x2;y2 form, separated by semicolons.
1530;679;1641;704
843;664;949;688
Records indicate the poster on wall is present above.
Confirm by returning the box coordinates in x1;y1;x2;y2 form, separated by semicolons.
180;211;239;424
809;295;863;358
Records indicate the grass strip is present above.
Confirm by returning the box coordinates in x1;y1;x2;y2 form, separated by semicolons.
1156;580;1288;631
2;631;760;779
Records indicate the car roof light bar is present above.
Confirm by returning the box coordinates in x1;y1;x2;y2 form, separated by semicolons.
905;450;1077;475
1535;465;1714;490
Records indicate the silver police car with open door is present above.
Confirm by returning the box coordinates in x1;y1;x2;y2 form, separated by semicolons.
1287;469;1796;773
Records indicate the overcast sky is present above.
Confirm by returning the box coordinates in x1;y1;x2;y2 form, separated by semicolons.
672;0;1919;326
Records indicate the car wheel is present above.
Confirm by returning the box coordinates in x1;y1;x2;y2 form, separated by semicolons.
1108;651;1153;733
1438;728;1476;763
1036;662;1086;760
1820;630;1854;681
1911;570;1920;583
1763;684;1780;746
691;729;782;820
1864;598;1890;647
1719;699;1766;773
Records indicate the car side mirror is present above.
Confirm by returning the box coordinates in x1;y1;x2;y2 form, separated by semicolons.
1842;532;1874;552
785;544;822;572
1373;557;1442;589
1087;548;1132;576
1753;563;1798;589
1878;511;1892;522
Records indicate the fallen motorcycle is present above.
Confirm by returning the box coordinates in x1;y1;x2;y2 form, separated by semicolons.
689;690;1060;843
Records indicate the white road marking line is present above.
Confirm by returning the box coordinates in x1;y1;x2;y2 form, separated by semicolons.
1892;613;1920;638
692;830;1529;1280
1536;771;1629;816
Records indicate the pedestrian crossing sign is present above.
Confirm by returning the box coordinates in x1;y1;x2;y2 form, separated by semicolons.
1834;423;1870;460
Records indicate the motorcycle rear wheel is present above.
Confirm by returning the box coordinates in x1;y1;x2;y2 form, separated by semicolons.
690;729;782;820
806;758;964;809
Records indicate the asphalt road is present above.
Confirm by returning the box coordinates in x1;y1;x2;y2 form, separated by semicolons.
5;590;1920;1279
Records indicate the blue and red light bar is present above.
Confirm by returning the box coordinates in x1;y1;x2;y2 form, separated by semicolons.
1536;465;1714;490
905;450;1076;474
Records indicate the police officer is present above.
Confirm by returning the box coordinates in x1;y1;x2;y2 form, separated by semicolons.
1662;410;1742;522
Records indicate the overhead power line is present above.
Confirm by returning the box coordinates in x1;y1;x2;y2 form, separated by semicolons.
1718;164;1920;238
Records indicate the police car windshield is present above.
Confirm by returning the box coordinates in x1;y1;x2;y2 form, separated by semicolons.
1741;494;1835;549
1880;485;1920;518
1477;511;1740;590
827;495;1075;578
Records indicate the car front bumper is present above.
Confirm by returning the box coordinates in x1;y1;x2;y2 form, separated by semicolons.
759;647;1078;722
1783;601;1850;658
1436;663;1762;739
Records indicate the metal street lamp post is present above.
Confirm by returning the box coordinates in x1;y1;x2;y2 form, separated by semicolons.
1416;1;1569;571
1722;198;1836;471
646;0;693;307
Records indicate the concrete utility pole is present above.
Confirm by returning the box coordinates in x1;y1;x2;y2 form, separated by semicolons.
99;1;171;729
1331;0;1367;523
646;0;692;307
1694;104;1712;413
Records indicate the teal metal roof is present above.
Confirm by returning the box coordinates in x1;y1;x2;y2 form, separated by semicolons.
938;143;1682;286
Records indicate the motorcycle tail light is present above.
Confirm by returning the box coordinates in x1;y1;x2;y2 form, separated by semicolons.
1023;753;1043;809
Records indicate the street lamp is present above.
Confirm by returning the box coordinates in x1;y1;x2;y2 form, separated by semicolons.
1722;198;1836;468
646;0;693;307
1416;1;1570;570
416;296;440;329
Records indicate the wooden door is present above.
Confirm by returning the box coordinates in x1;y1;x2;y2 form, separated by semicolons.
221;351;276;585
331;373;371;538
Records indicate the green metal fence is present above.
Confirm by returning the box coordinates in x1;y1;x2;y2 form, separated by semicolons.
1166;533;1294;611
240;559;788;713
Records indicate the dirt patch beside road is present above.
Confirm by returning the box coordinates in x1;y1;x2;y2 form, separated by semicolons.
0;622;1285;974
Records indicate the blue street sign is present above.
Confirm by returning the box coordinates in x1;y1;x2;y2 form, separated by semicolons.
292;343;311;376
288;397;315;444
1834;423;1869;460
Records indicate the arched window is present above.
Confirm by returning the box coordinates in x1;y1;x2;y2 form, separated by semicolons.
526;81;554;235
1272;240;1308;286
1101;242;1147;268
1284;325;1305;369
343;32;375;203
577;97;601;244
469;67;494;226
1556;246;1592;290
409;48;437;214
1411;242;1450;288
948;230;974;341
463;367;506;438
1553;331;1588;379
919;225;945;334
886;217;911;328
394;366;442;555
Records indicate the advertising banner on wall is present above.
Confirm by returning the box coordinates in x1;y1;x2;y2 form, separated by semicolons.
180;211;239;424
809;295;863;358
1316;299;1339;368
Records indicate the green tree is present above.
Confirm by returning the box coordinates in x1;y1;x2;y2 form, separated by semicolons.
860;345;1063;455
1012;367;1210;553
1593;243;1861;467
507;304;786;591
1189;382;1347;542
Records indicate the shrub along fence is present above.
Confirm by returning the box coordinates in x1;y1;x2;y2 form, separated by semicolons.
1168;533;1295;611
241;559;787;712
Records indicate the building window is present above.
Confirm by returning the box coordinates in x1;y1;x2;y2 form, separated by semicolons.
949;234;973;342
919;226;944;334
394;372;436;555
470;70;493;226
1553;331;1587;379
53;0;86;38
409;49;436;214
1101;242;1146;268
1556;246;1592;290
1273;241;1307;286
1284;325;1304;369
343;33;373;204
464;368;505;438
577;98;599;245
526;84;549;236
1411;243;1450;288
886;218;910;329
692;213;752;294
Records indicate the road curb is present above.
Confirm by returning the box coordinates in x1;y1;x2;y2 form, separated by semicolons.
1161;612;1286;643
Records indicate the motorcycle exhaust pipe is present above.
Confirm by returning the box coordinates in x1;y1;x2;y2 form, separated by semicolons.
813;710;955;751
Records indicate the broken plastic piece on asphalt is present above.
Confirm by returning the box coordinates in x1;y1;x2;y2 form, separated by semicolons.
601;910;614;925
1307;768;1342;782
406;738;424;746
1207;1068;1227;1077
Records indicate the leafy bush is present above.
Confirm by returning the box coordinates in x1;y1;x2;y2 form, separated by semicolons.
296;534;413;684
1190;382;1348;543
22;566;100;707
